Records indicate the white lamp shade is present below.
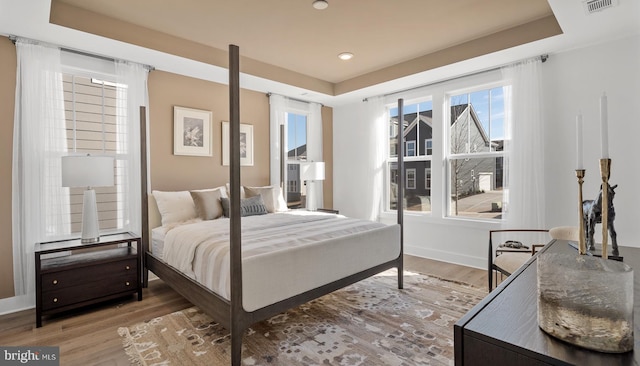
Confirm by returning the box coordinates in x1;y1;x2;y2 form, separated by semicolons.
62;155;115;188
300;162;325;181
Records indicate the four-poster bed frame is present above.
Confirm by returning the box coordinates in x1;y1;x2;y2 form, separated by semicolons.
140;45;406;365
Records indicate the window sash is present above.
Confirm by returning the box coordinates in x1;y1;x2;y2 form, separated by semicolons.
63;73;127;234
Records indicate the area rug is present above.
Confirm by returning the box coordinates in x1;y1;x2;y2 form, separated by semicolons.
118;270;486;365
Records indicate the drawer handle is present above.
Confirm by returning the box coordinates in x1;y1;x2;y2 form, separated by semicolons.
53;298;58;303
125;282;130;286
125;265;130;270
52;280;58;285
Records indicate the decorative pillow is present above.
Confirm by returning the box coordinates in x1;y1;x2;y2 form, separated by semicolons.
225;183;245;199
190;188;224;220
244;185;289;213
220;195;268;217
152;190;197;227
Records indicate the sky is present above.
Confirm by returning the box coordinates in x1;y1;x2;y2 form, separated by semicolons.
287;113;307;153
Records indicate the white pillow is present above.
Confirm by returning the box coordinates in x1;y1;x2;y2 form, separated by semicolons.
225;183;245;199
244;185;289;213
152;190;197;226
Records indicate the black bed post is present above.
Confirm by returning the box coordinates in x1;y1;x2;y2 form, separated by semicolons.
397;99;404;290
229;44;244;366
140;105;149;288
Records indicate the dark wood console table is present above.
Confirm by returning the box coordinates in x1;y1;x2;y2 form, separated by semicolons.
455;239;639;366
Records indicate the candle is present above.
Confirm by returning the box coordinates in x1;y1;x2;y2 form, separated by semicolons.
576;113;583;170
600;93;609;159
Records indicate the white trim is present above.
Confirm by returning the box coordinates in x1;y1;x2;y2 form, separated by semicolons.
0;294;35;316
405;244;485;269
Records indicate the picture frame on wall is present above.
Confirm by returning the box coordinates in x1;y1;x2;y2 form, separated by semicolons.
222;121;254;166
173;106;213;156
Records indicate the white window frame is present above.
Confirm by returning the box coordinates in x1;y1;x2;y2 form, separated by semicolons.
445;82;507;221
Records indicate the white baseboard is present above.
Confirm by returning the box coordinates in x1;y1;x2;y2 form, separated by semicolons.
405;244;485;270
0;293;34;316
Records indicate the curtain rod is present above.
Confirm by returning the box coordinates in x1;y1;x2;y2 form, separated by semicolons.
266;92;324;107
363;54;547;102
8;34;155;71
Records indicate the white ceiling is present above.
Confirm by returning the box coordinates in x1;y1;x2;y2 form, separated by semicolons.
0;0;638;107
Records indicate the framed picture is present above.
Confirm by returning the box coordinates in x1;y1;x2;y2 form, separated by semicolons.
173;106;213;156
222;121;254;166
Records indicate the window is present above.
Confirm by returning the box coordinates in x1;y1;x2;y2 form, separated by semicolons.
425;139;433;156
406;169;416;189
61;58;145;236
387;100;432;213
447;86;505;219
425;167;431;191
285;112;307;208
406;141;416;156
63;74;122;233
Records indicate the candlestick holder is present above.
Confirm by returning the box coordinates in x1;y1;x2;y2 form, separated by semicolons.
600;158;611;259
575;169;586;254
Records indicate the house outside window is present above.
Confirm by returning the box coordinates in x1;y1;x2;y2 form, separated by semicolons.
387;100;432;213
447;86;505;219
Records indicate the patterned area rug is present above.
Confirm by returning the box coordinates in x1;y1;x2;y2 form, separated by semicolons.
118;270;485;365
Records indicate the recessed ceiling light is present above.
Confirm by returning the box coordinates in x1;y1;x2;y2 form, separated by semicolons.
312;0;328;10
338;52;353;61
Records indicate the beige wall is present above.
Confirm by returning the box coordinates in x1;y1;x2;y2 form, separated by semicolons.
148;71;271;190
0;55;334;300
0;38;16;299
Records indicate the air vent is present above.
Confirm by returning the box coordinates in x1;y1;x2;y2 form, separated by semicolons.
583;0;618;14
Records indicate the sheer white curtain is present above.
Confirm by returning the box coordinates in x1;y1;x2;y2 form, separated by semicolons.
501;58;545;229
306;102;323;209
269;94;286;187
12;39;69;296
115;61;148;235
363;96;386;220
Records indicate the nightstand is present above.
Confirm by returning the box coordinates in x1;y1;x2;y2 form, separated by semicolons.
35;232;142;327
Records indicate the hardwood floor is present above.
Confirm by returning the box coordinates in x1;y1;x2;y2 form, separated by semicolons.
0;255;487;365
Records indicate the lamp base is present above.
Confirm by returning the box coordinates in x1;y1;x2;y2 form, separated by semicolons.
81;188;100;244
306;182;317;211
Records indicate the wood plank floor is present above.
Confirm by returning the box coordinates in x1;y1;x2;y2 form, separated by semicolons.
0;255;487;365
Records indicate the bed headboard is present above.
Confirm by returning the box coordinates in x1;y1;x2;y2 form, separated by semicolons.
148;193;162;230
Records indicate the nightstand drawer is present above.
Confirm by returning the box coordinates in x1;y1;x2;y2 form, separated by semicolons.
41;272;138;311
41;258;137;292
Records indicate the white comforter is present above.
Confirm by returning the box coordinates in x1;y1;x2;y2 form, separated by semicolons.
161;211;400;311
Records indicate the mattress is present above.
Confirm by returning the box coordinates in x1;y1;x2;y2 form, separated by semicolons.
151;226;169;258
155;211;400;312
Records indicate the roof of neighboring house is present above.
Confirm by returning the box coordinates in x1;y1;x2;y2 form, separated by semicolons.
287;144;307;158
450;104;491;145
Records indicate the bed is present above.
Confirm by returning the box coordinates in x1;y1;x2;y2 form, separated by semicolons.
140;45;405;366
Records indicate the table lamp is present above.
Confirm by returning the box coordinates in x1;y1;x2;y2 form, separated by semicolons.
61;154;114;243
300;161;325;211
